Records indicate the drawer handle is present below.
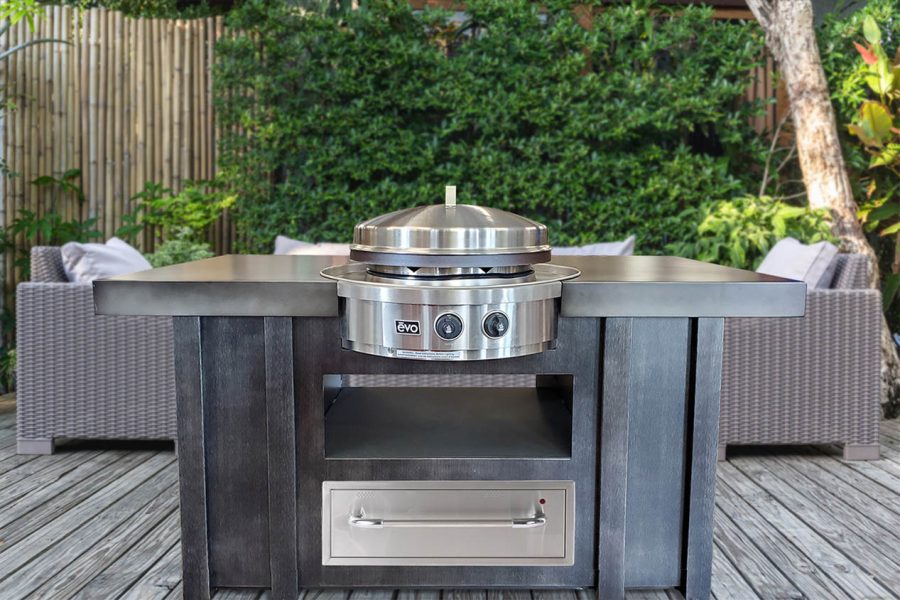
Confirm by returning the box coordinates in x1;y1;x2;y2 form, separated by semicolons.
349;514;547;529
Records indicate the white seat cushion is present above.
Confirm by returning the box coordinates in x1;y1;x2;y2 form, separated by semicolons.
61;237;152;283
553;235;636;256
273;235;350;256
756;237;839;288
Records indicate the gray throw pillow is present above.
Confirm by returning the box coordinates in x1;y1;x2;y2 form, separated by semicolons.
756;237;839;288
553;235;636;256
273;235;350;256
61;237;152;283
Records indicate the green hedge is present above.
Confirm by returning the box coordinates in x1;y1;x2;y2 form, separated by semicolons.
215;0;767;253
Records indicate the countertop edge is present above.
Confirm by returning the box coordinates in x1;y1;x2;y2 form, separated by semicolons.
93;278;807;318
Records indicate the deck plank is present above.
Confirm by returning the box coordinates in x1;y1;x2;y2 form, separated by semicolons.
719;461;895;599
711;508;798;598
1;406;900;599
489;591;533;600
397;591;442;600
734;454;900;590
301;590;351;600
820;446;900;497
164;582;183;599
40;499;180;599
0;452;173;581
804;449;900;518
214;589;262;599
713;477;845;600
770;452;900;538
0;450;127;526
710;544;761;600
119;539;182;600
0;465;178;598
0;449;102;506
774;452;900;523
0;448;37;476
0;451;153;547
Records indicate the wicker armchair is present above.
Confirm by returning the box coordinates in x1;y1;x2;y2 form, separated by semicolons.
719;254;881;461
16;247;176;454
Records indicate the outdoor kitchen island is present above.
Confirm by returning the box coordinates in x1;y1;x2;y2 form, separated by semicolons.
94;253;804;600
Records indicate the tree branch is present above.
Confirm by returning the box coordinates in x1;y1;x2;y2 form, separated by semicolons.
759;108;792;197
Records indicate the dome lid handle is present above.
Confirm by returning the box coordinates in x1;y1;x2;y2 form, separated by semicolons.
445;185;456;208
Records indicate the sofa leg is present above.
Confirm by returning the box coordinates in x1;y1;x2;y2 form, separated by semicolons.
717;445;727;462
843;444;879;461
17;438;55;455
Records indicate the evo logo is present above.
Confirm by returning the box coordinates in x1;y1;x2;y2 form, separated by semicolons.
395;320;422;335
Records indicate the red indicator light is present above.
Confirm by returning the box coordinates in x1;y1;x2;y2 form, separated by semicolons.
539;498;546;505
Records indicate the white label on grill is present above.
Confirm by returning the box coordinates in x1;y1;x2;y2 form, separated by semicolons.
395;349;463;361
394;320;421;335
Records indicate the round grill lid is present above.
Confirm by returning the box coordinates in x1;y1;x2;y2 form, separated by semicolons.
350;186;550;268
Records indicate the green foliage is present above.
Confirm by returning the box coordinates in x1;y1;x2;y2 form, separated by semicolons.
0;348;16;392
820;0;900;125
120;180;234;244
822;4;900;312
147;238;214;267
44;0;232;19
1;0;42;29
817;0;900;325
667;196;835;270
846;15;900;237
0;169;101;280
31;168;86;205
144;181;234;242
215;0;766;253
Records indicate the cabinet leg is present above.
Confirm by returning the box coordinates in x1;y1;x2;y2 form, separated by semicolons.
843;444;879;460
17;438;54;455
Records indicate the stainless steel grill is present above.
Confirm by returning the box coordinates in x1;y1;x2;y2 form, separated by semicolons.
320;186;579;361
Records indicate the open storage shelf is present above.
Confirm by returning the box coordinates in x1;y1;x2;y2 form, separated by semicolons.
324;385;572;460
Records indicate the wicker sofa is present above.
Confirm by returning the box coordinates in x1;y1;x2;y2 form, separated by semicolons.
16;247;175;454
719;254;881;461
16;246;881;461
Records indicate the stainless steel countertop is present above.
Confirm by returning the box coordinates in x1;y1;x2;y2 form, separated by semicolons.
92;254;806;318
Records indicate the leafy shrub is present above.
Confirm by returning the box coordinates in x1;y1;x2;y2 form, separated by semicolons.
118;181;229;266
215;0;767;253
45;0;232;19
1;169;101;279
117;180;234;248
818;0;900;322
141;181;234;243
668;196;835;270
819;0;900;126
147;237;215;268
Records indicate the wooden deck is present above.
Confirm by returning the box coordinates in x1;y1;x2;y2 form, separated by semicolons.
2;398;900;600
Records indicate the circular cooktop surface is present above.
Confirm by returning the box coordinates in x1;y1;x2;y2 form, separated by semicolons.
321;262;580;289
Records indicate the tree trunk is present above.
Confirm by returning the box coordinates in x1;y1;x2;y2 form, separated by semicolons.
746;0;900;417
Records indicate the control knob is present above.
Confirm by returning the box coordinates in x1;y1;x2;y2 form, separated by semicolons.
435;313;463;340
483;311;510;338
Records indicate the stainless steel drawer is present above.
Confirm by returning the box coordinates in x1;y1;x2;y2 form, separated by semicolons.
322;480;575;566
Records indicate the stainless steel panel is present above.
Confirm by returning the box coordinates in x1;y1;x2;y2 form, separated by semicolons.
340;297;558;361
94;255;806;318
322;262;578;305
351;194;549;261
322;481;575;566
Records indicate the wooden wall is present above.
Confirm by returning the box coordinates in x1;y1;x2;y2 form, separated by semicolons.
0;7;227;296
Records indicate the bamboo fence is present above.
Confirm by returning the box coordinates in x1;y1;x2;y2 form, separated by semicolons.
0;6;227;301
